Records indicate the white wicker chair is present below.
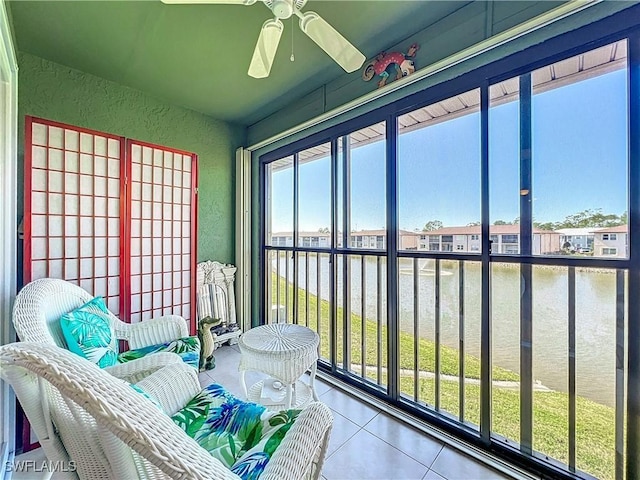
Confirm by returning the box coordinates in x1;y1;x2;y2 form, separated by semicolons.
13;278;197;382
1;342;333;480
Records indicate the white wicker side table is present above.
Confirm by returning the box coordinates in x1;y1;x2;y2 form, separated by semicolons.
238;323;320;410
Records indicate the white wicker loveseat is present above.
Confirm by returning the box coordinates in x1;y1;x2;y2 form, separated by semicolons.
1;342;333;479
13;278;199;382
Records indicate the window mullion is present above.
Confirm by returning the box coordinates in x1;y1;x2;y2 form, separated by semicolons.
519;72;534;455
342;137;352;371
330;138;338;370
626;32;640;480
480;83;492;444
387;116;399;400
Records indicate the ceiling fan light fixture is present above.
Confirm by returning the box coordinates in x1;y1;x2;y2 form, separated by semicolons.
248;18;284;78
298;11;365;73
162;0;364;78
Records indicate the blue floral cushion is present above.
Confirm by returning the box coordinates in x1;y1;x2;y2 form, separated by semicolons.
59;296;118;368
117;336;200;369
172;383;300;480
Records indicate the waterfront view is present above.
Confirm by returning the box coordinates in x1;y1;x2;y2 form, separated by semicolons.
268;254;622;480
272;255;619;408
263;39;631;480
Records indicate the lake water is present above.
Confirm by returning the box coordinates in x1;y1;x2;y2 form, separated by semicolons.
272;254;620;408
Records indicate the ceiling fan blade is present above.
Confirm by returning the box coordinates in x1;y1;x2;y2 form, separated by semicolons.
161;0;256;4
248;18;284;79
298;11;365;73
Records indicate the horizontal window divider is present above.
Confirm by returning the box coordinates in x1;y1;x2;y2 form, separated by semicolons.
264;245;392;257
397;251;482;262
304;248;387;256
386;254;632;268
333;249;387;257
290;247;331;253
488;254;630;268
263;245;296;252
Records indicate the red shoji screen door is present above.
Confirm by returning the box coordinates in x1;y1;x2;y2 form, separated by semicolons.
24;117;198;333
23;116;126;453
126;140;198;335
22;119;198;452
24;117;126;316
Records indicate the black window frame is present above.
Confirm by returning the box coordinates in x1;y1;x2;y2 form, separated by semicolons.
258;11;640;479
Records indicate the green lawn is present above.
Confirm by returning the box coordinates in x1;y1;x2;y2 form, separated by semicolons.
270;273;617;480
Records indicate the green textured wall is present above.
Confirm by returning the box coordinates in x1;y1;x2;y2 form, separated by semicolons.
17;52;246;264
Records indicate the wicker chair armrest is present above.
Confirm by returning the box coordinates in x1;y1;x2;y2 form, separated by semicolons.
261;402;334;480
116;316;189;350
135;362;201;416
0;343;240;480
106;352;184;383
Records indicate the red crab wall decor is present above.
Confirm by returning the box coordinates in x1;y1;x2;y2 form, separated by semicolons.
362;43;420;88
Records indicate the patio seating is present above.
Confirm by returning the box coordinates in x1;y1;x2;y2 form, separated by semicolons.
0;342;333;480
13;278;200;382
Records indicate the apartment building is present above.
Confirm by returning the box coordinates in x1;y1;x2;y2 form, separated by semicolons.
416;225;561;254
556;227;595;251
593;225;628;258
270;230;418;250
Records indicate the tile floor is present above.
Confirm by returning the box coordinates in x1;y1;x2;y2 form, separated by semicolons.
15;344;533;480
203;345;530;480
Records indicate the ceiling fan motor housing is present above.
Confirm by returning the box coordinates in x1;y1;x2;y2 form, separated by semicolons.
271;0;293;18
265;0;306;19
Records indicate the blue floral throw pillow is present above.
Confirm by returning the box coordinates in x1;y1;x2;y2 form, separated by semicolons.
172;383;301;480
59;296;118;368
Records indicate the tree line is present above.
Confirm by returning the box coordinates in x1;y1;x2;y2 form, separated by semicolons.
422;209;627;232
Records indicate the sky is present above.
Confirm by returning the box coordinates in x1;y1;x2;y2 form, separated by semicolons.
269;67;628;233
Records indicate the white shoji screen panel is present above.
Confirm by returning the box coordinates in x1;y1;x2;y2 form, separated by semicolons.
25;117;125;316
127;141;197;333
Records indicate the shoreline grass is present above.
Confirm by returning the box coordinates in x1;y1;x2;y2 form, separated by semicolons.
269;273;617;479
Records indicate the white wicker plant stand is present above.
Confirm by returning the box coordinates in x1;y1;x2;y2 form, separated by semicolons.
239;324;320;410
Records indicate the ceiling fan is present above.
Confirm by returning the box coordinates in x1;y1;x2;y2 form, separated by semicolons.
161;0;366;78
